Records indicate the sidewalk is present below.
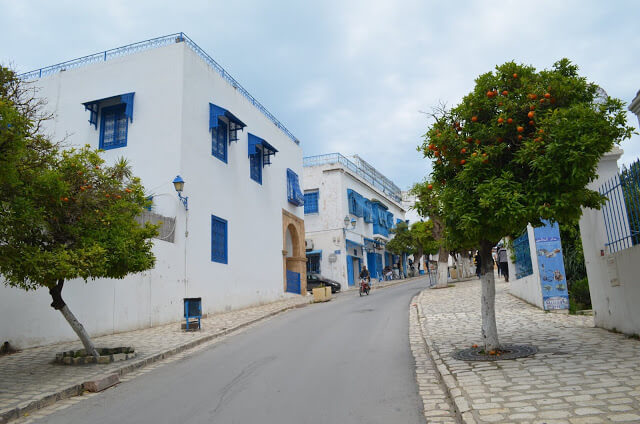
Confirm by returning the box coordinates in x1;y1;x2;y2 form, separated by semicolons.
0;295;309;423
413;278;640;423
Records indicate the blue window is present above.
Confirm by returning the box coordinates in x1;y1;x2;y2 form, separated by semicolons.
211;120;228;162
287;169;304;206
304;190;319;214
250;150;262;184
211;215;228;264
99;104;128;150
307;253;321;273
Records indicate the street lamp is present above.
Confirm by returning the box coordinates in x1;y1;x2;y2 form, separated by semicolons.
343;215;356;230
172;175;188;210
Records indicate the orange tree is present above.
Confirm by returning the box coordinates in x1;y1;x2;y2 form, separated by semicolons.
419;59;633;350
0;67;157;358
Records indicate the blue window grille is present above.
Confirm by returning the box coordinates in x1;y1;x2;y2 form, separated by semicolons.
211;119;228;162
211;215;228;264
600;158;640;253
99;104;128;150
347;189;364;217
307;253;321;273
513;229;533;279
248;133;278;166
250;150;262;184
287;169;304;206
304;190;319;214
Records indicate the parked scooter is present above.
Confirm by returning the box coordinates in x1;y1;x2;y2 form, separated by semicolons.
359;278;370;296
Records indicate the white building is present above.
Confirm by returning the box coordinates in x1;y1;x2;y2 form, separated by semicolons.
302;153;406;288
1;33;307;349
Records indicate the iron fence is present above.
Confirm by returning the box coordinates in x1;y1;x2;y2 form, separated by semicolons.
18;32;300;145
303;153;403;203
600;158;640;253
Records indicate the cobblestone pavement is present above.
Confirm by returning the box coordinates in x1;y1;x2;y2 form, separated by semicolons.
415;277;640;424
0;295;309;423
410;298;458;423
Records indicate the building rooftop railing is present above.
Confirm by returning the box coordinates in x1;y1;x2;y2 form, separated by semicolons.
303;153;402;203
18;32;300;145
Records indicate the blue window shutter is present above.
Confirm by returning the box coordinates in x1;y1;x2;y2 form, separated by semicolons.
99;104;128;150
287;169;304;206
250;150;262;184
304;191;319;214
211;120;228;162
211;215;228;264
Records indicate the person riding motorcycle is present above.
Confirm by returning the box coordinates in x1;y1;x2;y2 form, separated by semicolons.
359;266;371;291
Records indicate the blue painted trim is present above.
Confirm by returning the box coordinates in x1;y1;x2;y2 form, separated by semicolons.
99;104;128;150
249;150;262;184
83;92;134;129
211;215;228;264
306;250;322;256
286;168;304;206
304;190;319;214
211;120;228;163
209;102;246;130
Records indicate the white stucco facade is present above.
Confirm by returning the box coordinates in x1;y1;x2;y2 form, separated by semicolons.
579;147;640;335
302;154;406;288
1;36;305;349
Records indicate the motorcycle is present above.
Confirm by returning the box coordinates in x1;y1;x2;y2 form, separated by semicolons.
359;278;370;296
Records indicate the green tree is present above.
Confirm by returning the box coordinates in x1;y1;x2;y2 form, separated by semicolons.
419;59;633;350
387;221;439;276
0;67;157;358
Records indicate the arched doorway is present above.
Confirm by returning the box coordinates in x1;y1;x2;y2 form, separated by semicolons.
282;210;306;294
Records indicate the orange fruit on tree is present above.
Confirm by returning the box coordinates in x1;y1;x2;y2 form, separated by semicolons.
472;152;478;157
528;93;537;100
427;184;433;190
540;98;545;104
105;194;110;198
487;91;494;98
502;90;508;96
460;159;466;165
482;153;487;157
497;117;504;124
475;139;481;145
507;118;513;124
518;135;523;140
466;137;473;143
544;93;551;99
512;73;518;78
529;120;535;126
528;111;535;118
517;126;524;132
461;148;467;153
434;151;440;157
538;129;544;134
471;116;478;122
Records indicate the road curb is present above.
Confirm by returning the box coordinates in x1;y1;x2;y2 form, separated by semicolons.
415;295;477;424
0;300;311;424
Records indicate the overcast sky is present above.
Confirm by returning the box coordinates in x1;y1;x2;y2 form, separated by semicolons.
2;0;639;189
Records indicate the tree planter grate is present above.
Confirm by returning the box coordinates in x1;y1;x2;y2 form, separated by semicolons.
55;347;136;365
452;344;537;361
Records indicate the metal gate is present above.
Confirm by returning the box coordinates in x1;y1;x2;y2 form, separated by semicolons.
286;270;301;294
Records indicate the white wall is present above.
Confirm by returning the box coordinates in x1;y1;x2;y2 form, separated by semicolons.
1;41;304;349
580;147;640;335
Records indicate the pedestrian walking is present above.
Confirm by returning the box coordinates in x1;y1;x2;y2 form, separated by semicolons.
497;244;509;282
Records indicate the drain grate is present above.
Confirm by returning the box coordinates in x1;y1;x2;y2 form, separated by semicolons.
452;344;538;361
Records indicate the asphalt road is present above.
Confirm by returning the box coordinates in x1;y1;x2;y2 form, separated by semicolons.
34;279;429;424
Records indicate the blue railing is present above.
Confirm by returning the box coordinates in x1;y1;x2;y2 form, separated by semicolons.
18;32;300;145
303;153;402;203
600;158;640;253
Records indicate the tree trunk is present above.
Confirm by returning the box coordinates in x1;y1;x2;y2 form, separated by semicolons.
479;241;499;351
434;246;449;288
49;279;99;359
414;249;423;277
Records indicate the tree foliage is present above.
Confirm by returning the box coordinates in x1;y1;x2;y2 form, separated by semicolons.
0;66;157;356
420;59;633;248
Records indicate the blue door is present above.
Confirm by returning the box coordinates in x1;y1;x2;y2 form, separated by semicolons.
367;252;377;279
286;270;301;294
375;254;383;279
346;257;354;287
